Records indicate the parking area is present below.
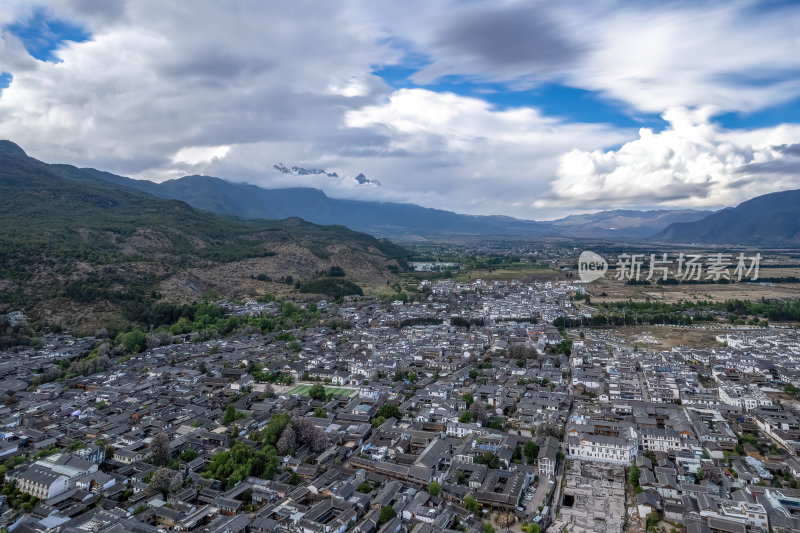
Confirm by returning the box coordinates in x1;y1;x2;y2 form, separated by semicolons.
523;474;552;516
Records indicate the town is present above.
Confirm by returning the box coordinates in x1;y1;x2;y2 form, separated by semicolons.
1;277;800;533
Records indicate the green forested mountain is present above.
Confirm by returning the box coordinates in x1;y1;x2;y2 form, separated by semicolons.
0;141;407;333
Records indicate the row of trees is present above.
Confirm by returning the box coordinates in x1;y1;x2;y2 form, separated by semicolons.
591;297;800;323
450;316;486;329
553;311;716;328
115;300;322;352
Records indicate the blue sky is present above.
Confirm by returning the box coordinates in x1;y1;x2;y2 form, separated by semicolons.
1;1;799;219
6;8;89;62
715;100;800;130
374;63;668;131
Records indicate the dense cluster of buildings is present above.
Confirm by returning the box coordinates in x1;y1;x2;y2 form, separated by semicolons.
1;281;800;532
563;328;800;532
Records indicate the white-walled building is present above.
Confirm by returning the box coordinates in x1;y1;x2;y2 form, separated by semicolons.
639;428;684;453
567;431;638;465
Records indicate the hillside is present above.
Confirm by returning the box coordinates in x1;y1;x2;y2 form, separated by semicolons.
655;189;800;246
0;141;408;334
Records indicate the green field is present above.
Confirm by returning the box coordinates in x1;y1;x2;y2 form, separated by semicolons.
290;384;356;397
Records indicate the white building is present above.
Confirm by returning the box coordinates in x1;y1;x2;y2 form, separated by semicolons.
702;500;769;531
719;385;772;411
12;466;69;500
639;428;684;453
446;422;480;438
567;431;638;465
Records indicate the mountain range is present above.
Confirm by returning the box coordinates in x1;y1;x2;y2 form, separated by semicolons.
90;166;800;245
85;169;712;240
3;138;799;249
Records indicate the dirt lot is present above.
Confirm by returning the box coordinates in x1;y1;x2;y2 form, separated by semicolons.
453;266;565;282
603;325;732;349
588;277;800;304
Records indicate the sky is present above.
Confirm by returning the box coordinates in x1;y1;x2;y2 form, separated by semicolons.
1;1;800;220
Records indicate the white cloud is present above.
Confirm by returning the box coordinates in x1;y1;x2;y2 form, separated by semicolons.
541;108;800;210
172;144;229;166
385;0;800;114
0;1;396;174
0;0;799;219
342;88;631;213
565;2;800;114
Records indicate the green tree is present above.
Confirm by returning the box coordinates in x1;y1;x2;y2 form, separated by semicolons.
629;463;640;487
524;441;539;464
259;413;291;447
512;445;523;463
376;404;400;420
463;496;480;513
179;449;198;462
202;442;279;490
379;505;397;525
487;417;504;431
223;405;245;424
428;481;441;497
462;392;474;408
308;383;327;401
120;329;147;353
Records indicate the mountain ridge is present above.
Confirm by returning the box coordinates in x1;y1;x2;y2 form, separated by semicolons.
655;189;800;246
81;165;712;239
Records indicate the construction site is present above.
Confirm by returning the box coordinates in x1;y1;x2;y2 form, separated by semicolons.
548;460;628;533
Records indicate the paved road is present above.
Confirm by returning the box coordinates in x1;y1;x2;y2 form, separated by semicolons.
546;398;574;530
637;370;651;401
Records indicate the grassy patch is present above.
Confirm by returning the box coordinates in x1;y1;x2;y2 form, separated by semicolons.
290;384;355;397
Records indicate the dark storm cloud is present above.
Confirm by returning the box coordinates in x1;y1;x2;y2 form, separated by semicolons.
411;3;583;85
434;6;581;71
